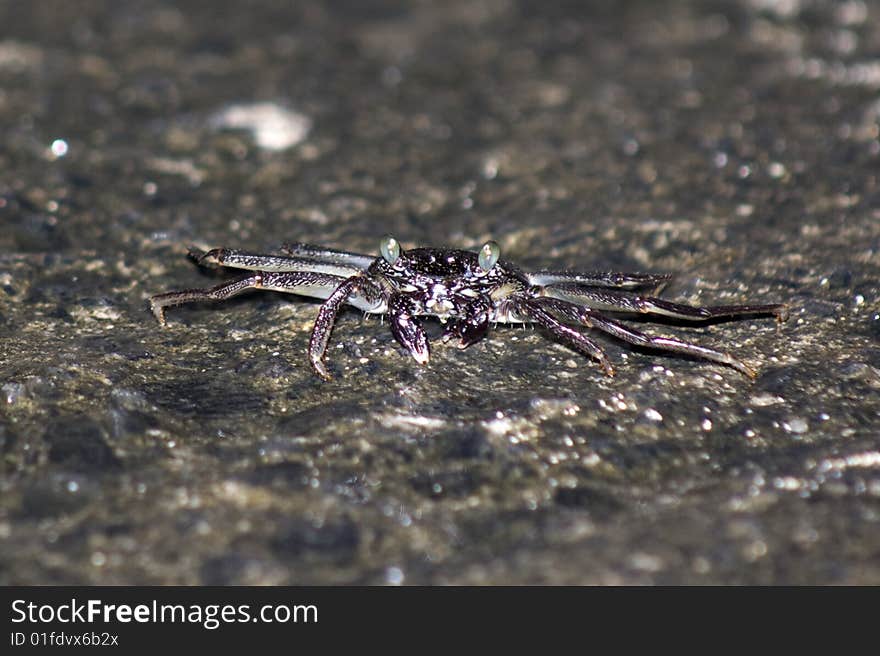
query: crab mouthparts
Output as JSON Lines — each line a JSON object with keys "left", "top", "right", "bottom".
{"left": 425, "top": 297, "right": 455, "bottom": 315}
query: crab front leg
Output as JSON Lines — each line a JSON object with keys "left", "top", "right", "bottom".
{"left": 281, "top": 242, "right": 376, "bottom": 270}
{"left": 387, "top": 293, "right": 431, "bottom": 365}
{"left": 188, "top": 246, "right": 367, "bottom": 277}
{"left": 308, "top": 275, "right": 385, "bottom": 380}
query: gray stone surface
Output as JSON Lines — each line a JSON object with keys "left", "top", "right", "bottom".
{"left": 1, "top": 0, "right": 879, "bottom": 584}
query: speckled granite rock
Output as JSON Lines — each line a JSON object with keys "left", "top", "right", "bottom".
{"left": 1, "top": 0, "right": 879, "bottom": 584}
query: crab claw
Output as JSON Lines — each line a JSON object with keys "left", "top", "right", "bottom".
{"left": 411, "top": 342, "right": 431, "bottom": 364}
{"left": 390, "top": 311, "right": 430, "bottom": 364}
{"left": 442, "top": 317, "right": 488, "bottom": 349}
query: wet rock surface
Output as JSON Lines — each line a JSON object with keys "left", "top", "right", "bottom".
{"left": 1, "top": 0, "right": 879, "bottom": 584}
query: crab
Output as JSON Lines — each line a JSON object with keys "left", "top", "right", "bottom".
{"left": 149, "top": 236, "right": 788, "bottom": 380}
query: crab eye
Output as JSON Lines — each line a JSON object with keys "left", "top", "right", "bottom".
{"left": 380, "top": 235, "right": 401, "bottom": 265}
{"left": 478, "top": 240, "right": 500, "bottom": 272}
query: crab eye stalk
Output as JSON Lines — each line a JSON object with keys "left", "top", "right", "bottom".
{"left": 478, "top": 240, "right": 500, "bottom": 272}
{"left": 380, "top": 235, "right": 401, "bottom": 265}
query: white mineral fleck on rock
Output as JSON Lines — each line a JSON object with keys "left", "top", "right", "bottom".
{"left": 212, "top": 102, "right": 312, "bottom": 151}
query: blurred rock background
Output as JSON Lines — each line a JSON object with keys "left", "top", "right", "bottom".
{"left": 1, "top": 0, "right": 878, "bottom": 583}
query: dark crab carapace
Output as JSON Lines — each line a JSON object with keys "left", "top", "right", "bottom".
{"left": 149, "top": 237, "right": 788, "bottom": 380}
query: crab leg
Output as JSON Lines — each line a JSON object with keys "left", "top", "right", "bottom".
{"left": 149, "top": 271, "right": 347, "bottom": 325}
{"left": 543, "top": 284, "right": 789, "bottom": 322}
{"left": 534, "top": 298, "right": 759, "bottom": 377}
{"left": 189, "top": 247, "right": 365, "bottom": 277}
{"left": 308, "top": 275, "right": 385, "bottom": 380}
{"left": 528, "top": 271, "right": 673, "bottom": 291}
{"left": 281, "top": 242, "right": 375, "bottom": 270}
{"left": 515, "top": 299, "right": 615, "bottom": 375}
